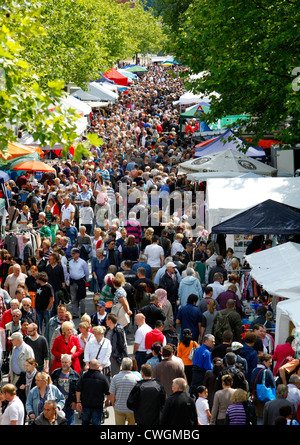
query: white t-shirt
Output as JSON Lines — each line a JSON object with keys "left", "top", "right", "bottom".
{"left": 134, "top": 323, "right": 152, "bottom": 352}
{"left": 1, "top": 397, "right": 24, "bottom": 425}
{"left": 61, "top": 203, "right": 75, "bottom": 222}
{"left": 144, "top": 244, "right": 164, "bottom": 267}
{"left": 196, "top": 397, "right": 210, "bottom": 425}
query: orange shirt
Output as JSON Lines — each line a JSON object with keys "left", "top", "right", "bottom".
{"left": 177, "top": 340, "right": 199, "bottom": 366}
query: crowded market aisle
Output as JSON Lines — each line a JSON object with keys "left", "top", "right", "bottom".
{"left": 0, "top": 64, "right": 298, "bottom": 428}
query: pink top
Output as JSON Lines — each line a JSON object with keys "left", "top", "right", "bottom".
{"left": 272, "top": 342, "right": 295, "bottom": 375}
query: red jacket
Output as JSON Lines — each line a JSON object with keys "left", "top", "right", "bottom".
{"left": 145, "top": 329, "right": 165, "bottom": 350}
{"left": 51, "top": 334, "right": 82, "bottom": 374}
{"left": 0, "top": 309, "right": 12, "bottom": 329}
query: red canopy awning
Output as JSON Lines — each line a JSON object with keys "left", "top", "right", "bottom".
{"left": 246, "top": 139, "right": 282, "bottom": 149}
{"left": 103, "top": 67, "right": 128, "bottom": 86}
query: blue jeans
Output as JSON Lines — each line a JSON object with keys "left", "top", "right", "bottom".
{"left": 81, "top": 407, "right": 103, "bottom": 425}
{"left": 36, "top": 309, "right": 50, "bottom": 334}
{"left": 135, "top": 351, "right": 147, "bottom": 372}
{"left": 64, "top": 406, "right": 75, "bottom": 425}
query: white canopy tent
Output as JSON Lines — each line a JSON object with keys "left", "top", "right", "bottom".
{"left": 71, "top": 82, "right": 118, "bottom": 104}
{"left": 245, "top": 242, "right": 300, "bottom": 301}
{"left": 59, "top": 94, "right": 92, "bottom": 116}
{"left": 178, "top": 149, "right": 277, "bottom": 177}
{"left": 186, "top": 171, "right": 264, "bottom": 181}
{"left": 173, "top": 91, "right": 220, "bottom": 106}
{"left": 245, "top": 242, "right": 300, "bottom": 346}
{"left": 275, "top": 299, "right": 300, "bottom": 349}
{"left": 205, "top": 177, "right": 300, "bottom": 232}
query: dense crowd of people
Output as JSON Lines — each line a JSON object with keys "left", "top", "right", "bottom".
{"left": 0, "top": 64, "right": 299, "bottom": 427}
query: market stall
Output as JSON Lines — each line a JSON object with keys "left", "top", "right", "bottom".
{"left": 245, "top": 242, "right": 300, "bottom": 346}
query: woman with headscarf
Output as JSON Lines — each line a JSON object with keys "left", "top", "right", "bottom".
{"left": 155, "top": 288, "right": 174, "bottom": 341}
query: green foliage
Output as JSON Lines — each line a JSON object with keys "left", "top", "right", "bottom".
{"left": 155, "top": 0, "right": 300, "bottom": 145}
{"left": 121, "top": 0, "right": 166, "bottom": 56}
{"left": 0, "top": 0, "right": 79, "bottom": 154}
{"left": 61, "top": 132, "right": 104, "bottom": 162}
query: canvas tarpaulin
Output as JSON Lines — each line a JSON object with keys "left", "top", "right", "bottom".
{"left": 211, "top": 199, "right": 300, "bottom": 235}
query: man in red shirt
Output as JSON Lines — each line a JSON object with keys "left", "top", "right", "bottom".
{"left": 144, "top": 320, "right": 166, "bottom": 351}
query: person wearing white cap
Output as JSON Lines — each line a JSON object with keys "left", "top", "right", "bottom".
{"left": 8, "top": 331, "right": 34, "bottom": 385}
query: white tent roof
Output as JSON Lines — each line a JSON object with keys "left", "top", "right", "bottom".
{"left": 173, "top": 91, "right": 220, "bottom": 105}
{"left": 71, "top": 83, "right": 118, "bottom": 103}
{"left": 186, "top": 171, "right": 264, "bottom": 181}
{"left": 90, "top": 82, "right": 118, "bottom": 101}
{"left": 60, "top": 95, "right": 91, "bottom": 116}
{"left": 205, "top": 177, "right": 300, "bottom": 232}
{"left": 245, "top": 242, "right": 300, "bottom": 300}
{"left": 275, "top": 299, "right": 300, "bottom": 347}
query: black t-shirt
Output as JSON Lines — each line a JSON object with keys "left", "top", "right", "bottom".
{"left": 25, "top": 335, "right": 49, "bottom": 366}
{"left": 35, "top": 283, "right": 54, "bottom": 311}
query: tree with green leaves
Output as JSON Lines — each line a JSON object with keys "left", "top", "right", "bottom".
{"left": 24, "top": 0, "right": 130, "bottom": 88}
{"left": 0, "top": 0, "right": 79, "bottom": 156}
{"left": 121, "top": 0, "right": 166, "bottom": 60}
{"left": 155, "top": 0, "right": 300, "bottom": 145}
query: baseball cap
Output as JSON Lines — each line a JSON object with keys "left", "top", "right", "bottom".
{"left": 166, "top": 262, "right": 177, "bottom": 268}
{"left": 231, "top": 342, "right": 243, "bottom": 352}
{"left": 9, "top": 332, "right": 23, "bottom": 341}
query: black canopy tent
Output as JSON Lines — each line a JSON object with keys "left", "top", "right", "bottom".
{"left": 211, "top": 199, "right": 300, "bottom": 235}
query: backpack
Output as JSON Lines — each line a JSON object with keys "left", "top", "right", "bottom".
{"left": 25, "top": 192, "right": 33, "bottom": 207}
{"left": 57, "top": 287, "right": 71, "bottom": 305}
{"left": 212, "top": 311, "right": 232, "bottom": 344}
{"left": 96, "top": 191, "right": 108, "bottom": 206}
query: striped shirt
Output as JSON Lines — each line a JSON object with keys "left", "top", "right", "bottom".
{"left": 124, "top": 219, "right": 142, "bottom": 244}
{"left": 98, "top": 168, "right": 110, "bottom": 183}
{"left": 109, "top": 371, "right": 141, "bottom": 412}
{"left": 226, "top": 403, "right": 247, "bottom": 425}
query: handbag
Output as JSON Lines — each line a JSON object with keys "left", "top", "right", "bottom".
{"left": 255, "top": 369, "right": 276, "bottom": 403}
{"left": 188, "top": 341, "right": 197, "bottom": 361}
{"left": 111, "top": 302, "right": 122, "bottom": 316}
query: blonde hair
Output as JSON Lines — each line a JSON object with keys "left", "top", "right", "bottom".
{"left": 61, "top": 321, "right": 74, "bottom": 334}
{"left": 231, "top": 389, "right": 248, "bottom": 404}
{"left": 115, "top": 272, "right": 126, "bottom": 287}
{"left": 144, "top": 228, "right": 154, "bottom": 240}
{"left": 207, "top": 299, "right": 216, "bottom": 314}
{"left": 36, "top": 372, "right": 52, "bottom": 385}
{"left": 81, "top": 313, "right": 91, "bottom": 324}
{"left": 42, "top": 239, "right": 51, "bottom": 249}
{"left": 10, "top": 299, "right": 20, "bottom": 308}
{"left": 92, "top": 325, "right": 106, "bottom": 335}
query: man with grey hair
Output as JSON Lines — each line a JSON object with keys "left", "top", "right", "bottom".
{"left": 153, "top": 255, "right": 182, "bottom": 287}
{"left": 160, "top": 377, "right": 198, "bottom": 425}
{"left": 8, "top": 331, "right": 34, "bottom": 385}
{"left": 5, "top": 308, "right": 22, "bottom": 339}
{"left": 286, "top": 373, "right": 300, "bottom": 412}
{"left": 34, "top": 399, "right": 67, "bottom": 425}
{"left": 20, "top": 233, "right": 33, "bottom": 267}
{"left": 132, "top": 254, "right": 152, "bottom": 280}
{"left": 108, "top": 357, "right": 140, "bottom": 425}
{"left": 51, "top": 353, "right": 80, "bottom": 425}
{"left": 215, "top": 351, "right": 248, "bottom": 391}
{"left": 190, "top": 334, "right": 215, "bottom": 397}
{"left": 263, "top": 384, "right": 295, "bottom": 425}
{"left": 4, "top": 264, "right": 27, "bottom": 299}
